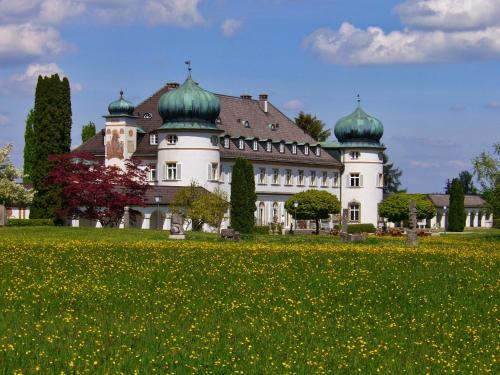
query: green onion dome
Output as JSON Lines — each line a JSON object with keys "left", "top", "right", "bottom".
{"left": 108, "top": 91, "right": 135, "bottom": 116}
{"left": 158, "top": 73, "right": 221, "bottom": 130}
{"left": 334, "top": 104, "right": 384, "bottom": 145}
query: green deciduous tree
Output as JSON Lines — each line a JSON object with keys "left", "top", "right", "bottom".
{"left": 81, "top": 121, "right": 96, "bottom": 143}
{"left": 379, "top": 193, "right": 436, "bottom": 225}
{"left": 30, "top": 74, "right": 72, "bottom": 220}
{"left": 230, "top": 158, "right": 256, "bottom": 233}
{"left": 190, "top": 187, "right": 229, "bottom": 232}
{"left": 23, "top": 109, "right": 35, "bottom": 184}
{"left": 382, "top": 152, "right": 405, "bottom": 194}
{"left": 0, "top": 144, "right": 33, "bottom": 207}
{"left": 448, "top": 178, "right": 466, "bottom": 232}
{"left": 472, "top": 143, "right": 499, "bottom": 228}
{"left": 285, "top": 190, "right": 340, "bottom": 235}
{"left": 294, "top": 112, "right": 331, "bottom": 142}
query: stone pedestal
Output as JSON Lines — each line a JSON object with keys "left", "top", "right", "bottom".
{"left": 169, "top": 234, "right": 186, "bottom": 240}
{"left": 406, "top": 201, "right": 418, "bottom": 247}
{"left": 0, "top": 205, "right": 6, "bottom": 226}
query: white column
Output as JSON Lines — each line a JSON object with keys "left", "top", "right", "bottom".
{"left": 143, "top": 213, "right": 152, "bottom": 229}
{"left": 473, "top": 211, "right": 479, "bottom": 227}
{"left": 466, "top": 210, "right": 471, "bottom": 228}
{"left": 72, "top": 218, "right": 79, "bottom": 228}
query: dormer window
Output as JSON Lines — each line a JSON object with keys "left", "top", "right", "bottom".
{"left": 304, "top": 145, "right": 309, "bottom": 155}
{"left": 252, "top": 140, "right": 258, "bottom": 151}
{"left": 242, "top": 120, "right": 250, "bottom": 128}
{"left": 292, "top": 143, "right": 297, "bottom": 154}
{"left": 216, "top": 117, "right": 222, "bottom": 125}
{"left": 238, "top": 138, "right": 244, "bottom": 150}
{"left": 316, "top": 146, "right": 321, "bottom": 157}
{"left": 266, "top": 141, "right": 272, "bottom": 152}
{"left": 279, "top": 142, "right": 285, "bottom": 153}
{"left": 224, "top": 137, "right": 230, "bottom": 148}
{"left": 149, "top": 133, "right": 158, "bottom": 145}
{"left": 143, "top": 112, "right": 153, "bottom": 119}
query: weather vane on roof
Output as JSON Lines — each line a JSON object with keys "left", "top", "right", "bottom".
{"left": 185, "top": 60, "right": 192, "bottom": 75}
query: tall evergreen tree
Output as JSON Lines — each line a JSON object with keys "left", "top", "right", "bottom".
{"left": 81, "top": 121, "right": 96, "bottom": 143}
{"left": 230, "top": 158, "right": 256, "bottom": 233}
{"left": 23, "top": 109, "right": 35, "bottom": 184}
{"left": 30, "top": 74, "right": 72, "bottom": 220}
{"left": 458, "top": 170, "right": 477, "bottom": 195}
{"left": 448, "top": 178, "right": 466, "bottom": 232}
{"left": 444, "top": 179, "right": 452, "bottom": 194}
{"left": 294, "top": 112, "right": 331, "bottom": 142}
{"left": 382, "top": 152, "right": 405, "bottom": 194}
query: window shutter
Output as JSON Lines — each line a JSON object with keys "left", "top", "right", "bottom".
{"left": 177, "top": 163, "right": 182, "bottom": 180}
{"left": 360, "top": 174, "right": 364, "bottom": 187}
{"left": 163, "top": 163, "right": 167, "bottom": 180}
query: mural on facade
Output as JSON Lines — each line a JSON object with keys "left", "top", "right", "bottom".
{"left": 106, "top": 129, "right": 124, "bottom": 160}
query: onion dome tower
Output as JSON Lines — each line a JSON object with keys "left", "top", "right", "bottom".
{"left": 156, "top": 64, "right": 223, "bottom": 190}
{"left": 331, "top": 96, "right": 386, "bottom": 227}
{"left": 103, "top": 91, "right": 143, "bottom": 170}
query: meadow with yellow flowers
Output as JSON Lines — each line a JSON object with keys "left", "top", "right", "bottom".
{"left": 0, "top": 227, "right": 498, "bottom": 374}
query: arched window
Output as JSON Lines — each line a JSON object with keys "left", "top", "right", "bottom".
{"left": 258, "top": 202, "right": 265, "bottom": 225}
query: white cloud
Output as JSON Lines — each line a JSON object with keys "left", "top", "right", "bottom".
{"left": 486, "top": 100, "right": 500, "bottom": 109}
{"left": 396, "top": 0, "right": 500, "bottom": 30}
{"left": 1, "top": 63, "right": 82, "bottom": 96}
{"left": 221, "top": 18, "right": 243, "bottom": 37}
{"left": 304, "top": 22, "right": 500, "bottom": 65}
{"left": 0, "top": 113, "right": 10, "bottom": 126}
{"left": 0, "top": 0, "right": 204, "bottom": 26}
{"left": 410, "top": 160, "right": 440, "bottom": 168}
{"left": 447, "top": 159, "right": 469, "bottom": 168}
{"left": 283, "top": 99, "right": 304, "bottom": 111}
{"left": 0, "top": 23, "right": 69, "bottom": 65}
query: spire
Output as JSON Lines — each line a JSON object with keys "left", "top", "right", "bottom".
{"left": 120, "top": 90, "right": 124, "bottom": 99}
{"left": 185, "top": 60, "right": 192, "bottom": 77}
{"left": 356, "top": 93, "right": 361, "bottom": 106}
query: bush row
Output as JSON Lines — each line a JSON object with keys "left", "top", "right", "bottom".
{"left": 6, "top": 219, "right": 54, "bottom": 227}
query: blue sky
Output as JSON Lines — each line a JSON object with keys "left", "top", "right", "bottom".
{"left": 0, "top": 0, "right": 499, "bottom": 192}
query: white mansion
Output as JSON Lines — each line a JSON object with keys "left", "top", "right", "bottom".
{"left": 73, "top": 71, "right": 384, "bottom": 230}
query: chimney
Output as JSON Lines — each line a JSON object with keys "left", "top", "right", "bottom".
{"left": 167, "top": 82, "right": 180, "bottom": 89}
{"left": 240, "top": 94, "right": 252, "bottom": 100}
{"left": 259, "top": 94, "right": 268, "bottom": 113}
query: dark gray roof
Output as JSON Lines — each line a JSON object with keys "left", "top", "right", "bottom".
{"left": 427, "top": 194, "right": 487, "bottom": 208}
{"left": 76, "top": 83, "right": 341, "bottom": 167}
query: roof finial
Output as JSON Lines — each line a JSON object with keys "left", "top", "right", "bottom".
{"left": 120, "top": 90, "right": 124, "bottom": 98}
{"left": 185, "top": 60, "right": 192, "bottom": 77}
{"left": 357, "top": 93, "right": 361, "bottom": 105}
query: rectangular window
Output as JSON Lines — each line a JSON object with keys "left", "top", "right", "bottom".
{"left": 149, "top": 134, "right": 158, "bottom": 145}
{"left": 321, "top": 171, "right": 328, "bottom": 187}
{"left": 349, "top": 203, "right": 360, "bottom": 222}
{"left": 272, "top": 168, "right": 280, "bottom": 185}
{"left": 350, "top": 151, "right": 360, "bottom": 160}
{"left": 167, "top": 135, "right": 178, "bottom": 145}
{"left": 253, "top": 140, "right": 258, "bottom": 151}
{"left": 258, "top": 167, "right": 267, "bottom": 184}
{"left": 266, "top": 141, "right": 272, "bottom": 152}
{"left": 279, "top": 143, "right": 285, "bottom": 153}
{"left": 377, "top": 173, "right": 384, "bottom": 188}
{"left": 150, "top": 166, "right": 157, "bottom": 181}
{"left": 165, "top": 162, "right": 180, "bottom": 180}
{"left": 285, "top": 169, "right": 292, "bottom": 185}
{"left": 332, "top": 172, "right": 339, "bottom": 187}
{"left": 224, "top": 137, "right": 230, "bottom": 148}
{"left": 298, "top": 170, "right": 305, "bottom": 185}
{"left": 208, "top": 162, "right": 219, "bottom": 181}
{"left": 310, "top": 171, "right": 316, "bottom": 186}
{"left": 292, "top": 144, "right": 297, "bottom": 154}
{"left": 239, "top": 139, "right": 244, "bottom": 150}
{"left": 350, "top": 173, "right": 361, "bottom": 187}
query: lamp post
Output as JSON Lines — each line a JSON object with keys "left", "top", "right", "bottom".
{"left": 154, "top": 196, "right": 161, "bottom": 230}
{"left": 293, "top": 201, "right": 299, "bottom": 234}
{"left": 443, "top": 205, "right": 447, "bottom": 235}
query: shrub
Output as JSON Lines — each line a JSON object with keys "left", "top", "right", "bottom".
{"left": 448, "top": 178, "right": 466, "bottom": 232}
{"left": 347, "top": 223, "right": 376, "bottom": 234}
{"left": 7, "top": 219, "right": 54, "bottom": 227}
{"left": 253, "top": 226, "right": 269, "bottom": 235}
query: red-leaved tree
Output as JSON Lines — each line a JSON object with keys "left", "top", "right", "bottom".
{"left": 48, "top": 152, "right": 150, "bottom": 227}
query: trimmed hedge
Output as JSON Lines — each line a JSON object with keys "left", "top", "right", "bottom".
{"left": 253, "top": 226, "right": 269, "bottom": 235}
{"left": 6, "top": 219, "right": 54, "bottom": 227}
{"left": 347, "top": 223, "right": 376, "bottom": 234}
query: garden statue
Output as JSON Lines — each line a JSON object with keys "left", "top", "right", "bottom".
{"left": 169, "top": 212, "right": 186, "bottom": 239}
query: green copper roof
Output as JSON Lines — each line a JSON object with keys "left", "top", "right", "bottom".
{"left": 321, "top": 141, "right": 386, "bottom": 150}
{"left": 334, "top": 104, "right": 384, "bottom": 146}
{"left": 158, "top": 73, "right": 220, "bottom": 131}
{"left": 108, "top": 90, "right": 135, "bottom": 116}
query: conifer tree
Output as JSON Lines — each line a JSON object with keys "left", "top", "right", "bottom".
{"left": 230, "top": 158, "right": 256, "bottom": 233}
{"left": 23, "top": 109, "right": 35, "bottom": 184}
{"left": 81, "top": 121, "right": 96, "bottom": 143}
{"left": 30, "top": 74, "right": 72, "bottom": 220}
{"left": 448, "top": 178, "right": 466, "bottom": 232}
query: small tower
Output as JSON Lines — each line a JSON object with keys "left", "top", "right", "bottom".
{"left": 103, "top": 91, "right": 143, "bottom": 170}
{"left": 156, "top": 70, "right": 223, "bottom": 190}
{"left": 333, "top": 97, "right": 385, "bottom": 226}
